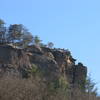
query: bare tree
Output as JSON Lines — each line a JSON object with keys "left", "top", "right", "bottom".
{"left": 0, "top": 19, "right": 6, "bottom": 44}
{"left": 47, "top": 42, "right": 54, "bottom": 48}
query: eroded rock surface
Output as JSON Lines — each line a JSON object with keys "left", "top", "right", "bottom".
{"left": 0, "top": 44, "right": 87, "bottom": 88}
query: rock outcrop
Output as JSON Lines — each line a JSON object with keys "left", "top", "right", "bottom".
{"left": 0, "top": 45, "right": 31, "bottom": 77}
{"left": 0, "top": 44, "right": 87, "bottom": 89}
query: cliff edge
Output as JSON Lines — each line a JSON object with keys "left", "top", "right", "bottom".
{"left": 0, "top": 44, "right": 87, "bottom": 89}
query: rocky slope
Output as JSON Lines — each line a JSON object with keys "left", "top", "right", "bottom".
{"left": 0, "top": 44, "right": 87, "bottom": 89}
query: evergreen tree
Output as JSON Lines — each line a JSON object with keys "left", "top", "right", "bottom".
{"left": 85, "top": 75, "right": 97, "bottom": 96}
{"left": 33, "top": 36, "right": 42, "bottom": 46}
{"left": 8, "top": 24, "right": 23, "bottom": 43}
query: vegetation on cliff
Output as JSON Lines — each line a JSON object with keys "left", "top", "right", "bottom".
{"left": 0, "top": 19, "right": 99, "bottom": 100}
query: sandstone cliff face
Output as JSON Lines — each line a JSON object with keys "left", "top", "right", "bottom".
{"left": 0, "top": 45, "right": 31, "bottom": 77}
{"left": 41, "top": 47, "right": 87, "bottom": 88}
{"left": 0, "top": 44, "right": 87, "bottom": 88}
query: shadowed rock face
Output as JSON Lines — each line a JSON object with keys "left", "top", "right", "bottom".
{"left": 50, "top": 49, "right": 87, "bottom": 89}
{"left": 0, "top": 45, "right": 87, "bottom": 88}
{"left": 73, "top": 63, "right": 87, "bottom": 89}
{"left": 0, "top": 45, "right": 31, "bottom": 77}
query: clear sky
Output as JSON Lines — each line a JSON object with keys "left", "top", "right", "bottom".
{"left": 0, "top": 0, "right": 100, "bottom": 93}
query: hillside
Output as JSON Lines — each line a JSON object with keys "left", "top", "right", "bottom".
{"left": 0, "top": 44, "right": 87, "bottom": 99}
{"left": 0, "top": 44, "right": 87, "bottom": 87}
{"left": 0, "top": 44, "right": 99, "bottom": 100}
{"left": 0, "top": 19, "right": 99, "bottom": 100}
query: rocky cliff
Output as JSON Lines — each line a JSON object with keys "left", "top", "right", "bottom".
{"left": 0, "top": 44, "right": 87, "bottom": 89}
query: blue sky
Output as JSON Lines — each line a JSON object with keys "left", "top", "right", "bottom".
{"left": 0, "top": 0, "right": 100, "bottom": 93}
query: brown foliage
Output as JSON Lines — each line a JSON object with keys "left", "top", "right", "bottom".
{"left": 0, "top": 75, "right": 99, "bottom": 100}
